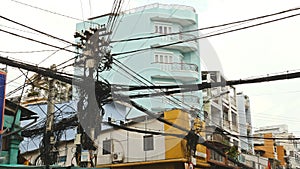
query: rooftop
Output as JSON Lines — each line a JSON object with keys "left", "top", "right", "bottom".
{"left": 122, "top": 3, "right": 196, "bottom": 14}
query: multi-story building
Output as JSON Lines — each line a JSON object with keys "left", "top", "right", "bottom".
{"left": 237, "top": 92, "right": 254, "bottom": 154}
{"left": 74, "top": 3, "right": 206, "bottom": 167}
{"left": 254, "top": 124, "right": 300, "bottom": 168}
{"left": 75, "top": 3, "right": 202, "bottom": 118}
{"left": 201, "top": 71, "right": 243, "bottom": 168}
{"left": 201, "top": 71, "right": 239, "bottom": 146}
{"left": 21, "top": 3, "right": 207, "bottom": 167}
{"left": 21, "top": 73, "right": 72, "bottom": 106}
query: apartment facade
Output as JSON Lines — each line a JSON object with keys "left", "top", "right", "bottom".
{"left": 201, "top": 71, "right": 240, "bottom": 147}
{"left": 75, "top": 3, "right": 202, "bottom": 117}
{"left": 254, "top": 125, "right": 300, "bottom": 168}
{"left": 237, "top": 92, "right": 254, "bottom": 154}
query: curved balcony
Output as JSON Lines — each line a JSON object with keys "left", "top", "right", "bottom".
{"left": 151, "top": 62, "right": 200, "bottom": 82}
{"left": 124, "top": 3, "right": 197, "bottom": 26}
{"left": 152, "top": 33, "right": 198, "bottom": 53}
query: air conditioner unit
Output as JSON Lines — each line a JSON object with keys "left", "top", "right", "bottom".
{"left": 81, "top": 151, "right": 90, "bottom": 162}
{"left": 112, "top": 152, "right": 124, "bottom": 163}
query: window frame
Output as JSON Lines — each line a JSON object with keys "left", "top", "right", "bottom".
{"left": 102, "top": 139, "right": 112, "bottom": 155}
{"left": 143, "top": 135, "right": 154, "bottom": 151}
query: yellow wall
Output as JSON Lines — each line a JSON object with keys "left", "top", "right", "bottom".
{"left": 164, "top": 109, "right": 207, "bottom": 165}
{"left": 164, "top": 109, "right": 189, "bottom": 159}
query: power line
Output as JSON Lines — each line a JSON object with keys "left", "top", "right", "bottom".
{"left": 5, "top": 46, "right": 73, "bottom": 97}
{"left": 106, "top": 121, "right": 185, "bottom": 138}
{"left": 0, "top": 55, "right": 75, "bottom": 85}
{"left": 105, "top": 101, "right": 253, "bottom": 169}
{"left": 111, "top": 69, "right": 300, "bottom": 99}
{"left": 111, "top": 7, "right": 300, "bottom": 43}
{"left": 0, "top": 49, "right": 57, "bottom": 54}
{"left": 111, "top": 12, "right": 300, "bottom": 57}
{"left": 106, "top": 0, "right": 124, "bottom": 42}
{"left": 0, "top": 15, "right": 78, "bottom": 47}
{"left": 0, "top": 28, "right": 79, "bottom": 55}
{"left": 0, "top": 24, "right": 39, "bottom": 35}
{"left": 10, "top": 0, "right": 98, "bottom": 26}
{"left": 227, "top": 133, "right": 300, "bottom": 140}
{"left": 112, "top": 60, "right": 193, "bottom": 110}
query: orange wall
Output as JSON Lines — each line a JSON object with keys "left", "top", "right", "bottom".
{"left": 276, "top": 145, "right": 285, "bottom": 166}
{"left": 254, "top": 133, "right": 275, "bottom": 158}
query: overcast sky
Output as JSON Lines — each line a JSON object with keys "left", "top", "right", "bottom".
{"left": 1, "top": 0, "right": 300, "bottom": 136}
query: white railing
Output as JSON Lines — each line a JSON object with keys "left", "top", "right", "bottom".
{"left": 122, "top": 3, "right": 195, "bottom": 14}
{"left": 154, "top": 62, "right": 198, "bottom": 72}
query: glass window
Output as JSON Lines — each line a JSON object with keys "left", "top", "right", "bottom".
{"left": 154, "top": 24, "right": 172, "bottom": 34}
{"left": 154, "top": 52, "right": 174, "bottom": 63}
{"left": 159, "top": 55, "right": 164, "bottom": 62}
{"left": 103, "top": 140, "right": 112, "bottom": 155}
{"left": 232, "top": 113, "right": 237, "bottom": 126}
{"left": 144, "top": 135, "right": 154, "bottom": 151}
{"left": 155, "top": 55, "right": 159, "bottom": 62}
{"left": 169, "top": 55, "right": 173, "bottom": 63}
{"left": 164, "top": 55, "right": 168, "bottom": 63}
{"left": 159, "top": 26, "right": 163, "bottom": 34}
{"left": 164, "top": 26, "right": 168, "bottom": 34}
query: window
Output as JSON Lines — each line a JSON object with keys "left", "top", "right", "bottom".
{"left": 159, "top": 55, "right": 164, "bottom": 62}
{"left": 154, "top": 52, "right": 174, "bottom": 64}
{"left": 103, "top": 140, "right": 112, "bottom": 155}
{"left": 144, "top": 135, "right": 154, "bottom": 151}
{"left": 223, "top": 111, "right": 228, "bottom": 121}
{"left": 164, "top": 55, "right": 168, "bottom": 63}
{"left": 154, "top": 24, "right": 172, "bottom": 35}
{"left": 232, "top": 113, "right": 237, "bottom": 126}
{"left": 159, "top": 26, "right": 163, "bottom": 34}
{"left": 290, "top": 151, "right": 294, "bottom": 157}
{"left": 155, "top": 54, "right": 159, "bottom": 62}
{"left": 169, "top": 56, "right": 173, "bottom": 63}
{"left": 223, "top": 106, "right": 229, "bottom": 121}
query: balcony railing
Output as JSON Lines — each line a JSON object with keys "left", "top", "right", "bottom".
{"left": 122, "top": 3, "right": 196, "bottom": 14}
{"left": 164, "top": 33, "right": 197, "bottom": 43}
{"left": 154, "top": 62, "right": 198, "bottom": 72}
{"left": 177, "top": 94, "right": 200, "bottom": 104}
{"left": 162, "top": 94, "right": 200, "bottom": 106}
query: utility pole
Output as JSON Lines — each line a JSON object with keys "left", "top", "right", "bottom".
{"left": 74, "top": 24, "right": 112, "bottom": 167}
{"left": 42, "top": 64, "right": 57, "bottom": 167}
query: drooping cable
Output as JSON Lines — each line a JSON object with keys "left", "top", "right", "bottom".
{"left": 112, "top": 12, "right": 300, "bottom": 57}
{"left": 111, "top": 7, "right": 300, "bottom": 43}
{"left": 0, "top": 15, "right": 78, "bottom": 47}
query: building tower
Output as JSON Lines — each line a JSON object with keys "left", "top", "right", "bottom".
{"left": 75, "top": 3, "right": 202, "bottom": 118}
{"left": 237, "top": 92, "right": 254, "bottom": 154}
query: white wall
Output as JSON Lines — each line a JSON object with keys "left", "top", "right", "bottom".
{"left": 96, "top": 118, "right": 166, "bottom": 165}
{"left": 243, "top": 154, "right": 268, "bottom": 169}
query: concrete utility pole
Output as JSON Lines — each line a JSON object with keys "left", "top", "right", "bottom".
{"left": 43, "top": 64, "right": 57, "bottom": 167}
{"left": 74, "top": 24, "right": 112, "bottom": 167}
{"left": 46, "top": 64, "right": 56, "bottom": 133}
